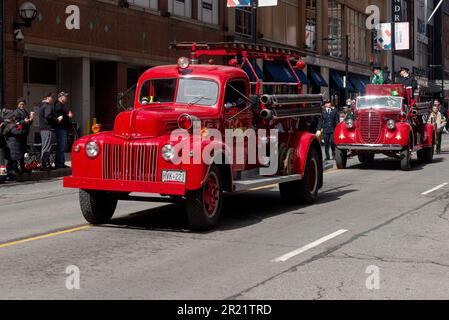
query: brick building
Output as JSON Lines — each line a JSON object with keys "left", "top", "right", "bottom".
{"left": 2, "top": 0, "right": 389, "bottom": 136}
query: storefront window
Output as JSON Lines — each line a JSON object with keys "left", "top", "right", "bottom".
{"left": 305, "top": 0, "right": 317, "bottom": 51}
{"left": 235, "top": 8, "right": 252, "bottom": 36}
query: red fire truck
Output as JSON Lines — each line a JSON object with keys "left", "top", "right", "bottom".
{"left": 334, "top": 84, "right": 435, "bottom": 171}
{"left": 64, "top": 42, "right": 325, "bottom": 230}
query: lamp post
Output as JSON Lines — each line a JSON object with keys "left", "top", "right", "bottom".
{"left": 251, "top": 0, "right": 258, "bottom": 44}
{"left": 323, "top": 34, "right": 350, "bottom": 100}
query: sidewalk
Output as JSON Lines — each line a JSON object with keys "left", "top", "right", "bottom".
{"left": 2, "top": 153, "right": 72, "bottom": 184}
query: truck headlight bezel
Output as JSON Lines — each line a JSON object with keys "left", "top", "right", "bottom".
{"left": 162, "top": 144, "right": 175, "bottom": 161}
{"left": 86, "top": 141, "right": 99, "bottom": 158}
{"left": 387, "top": 119, "right": 396, "bottom": 130}
{"left": 345, "top": 119, "right": 354, "bottom": 130}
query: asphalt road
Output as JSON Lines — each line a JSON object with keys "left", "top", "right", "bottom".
{"left": 1, "top": 136, "right": 449, "bottom": 300}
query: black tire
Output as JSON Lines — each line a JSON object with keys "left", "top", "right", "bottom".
{"left": 335, "top": 148, "right": 347, "bottom": 169}
{"left": 79, "top": 189, "right": 118, "bottom": 224}
{"left": 358, "top": 152, "right": 374, "bottom": 164}
{"left": 185, "top": 165, "right": 223, "bottom": 231}
{"left": 400, "top": 146, "right": 412, "bottom": 171}
{"left": 422, "top": 146, "right": 434, "bottom": 164}
{"left": 280, "top": 148, "right": 320, "bottom": 205}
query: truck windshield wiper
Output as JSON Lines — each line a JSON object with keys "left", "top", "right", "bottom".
{"left": 188, "top": 96, "right": 212, "bottom": 106}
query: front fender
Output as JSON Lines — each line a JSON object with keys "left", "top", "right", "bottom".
{"left": 292, "top": 132, "right": 323, "bottom": 188}
{"left": 393, "top": 122, "right": 413, "bottom": 147}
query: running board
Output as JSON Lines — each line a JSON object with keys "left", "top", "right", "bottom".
{"left": 233, "top": 174, "right": 303, "bottom": 192}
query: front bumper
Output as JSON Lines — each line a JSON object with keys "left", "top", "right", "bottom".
{"left": 337, "top": 144, "right": 403, "bottom": 151}
{"left": 63, "top": 176, "right": 186, "bottom": 195}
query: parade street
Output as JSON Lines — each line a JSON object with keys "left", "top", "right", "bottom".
{"left": 0, "top": 136, "right": 448, "bottom": 300}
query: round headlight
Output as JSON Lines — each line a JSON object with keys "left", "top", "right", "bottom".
{"left": 345, "top": 119, "right": 354, "bottom": 129}
{"left": 86, "top": 141, "right": 99, "bottom": 158}
{"left": 177, "top": 57, "right": 190, "bottom": 69}
{"left": 387, "top": 119, "right": 396, "bottom": 130}
{"left": 74, "top": 145, "right": 81, "bottom": 153}
{"left": 162, "top": 144, "right": 175, "bottom": 161}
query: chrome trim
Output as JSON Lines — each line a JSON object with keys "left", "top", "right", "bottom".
{"left": 337, "top": 144, "right": 403, "bottom": 151}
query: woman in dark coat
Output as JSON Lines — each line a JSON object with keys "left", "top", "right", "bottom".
{"left": 3, "top": 112, "right": 24, "bottom": 181}
{"left": 14, "top": 98, "right": 34, "bottom": 173}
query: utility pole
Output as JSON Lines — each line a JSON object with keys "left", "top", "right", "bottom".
{"left": 0, "top": 0, "right": 4, "bottom": 109}
{"left": 344, "top": 34, "right": 349, "bottom": 101}
{"left": 391, "top": 0, "right": 396, "bottom": 83}
{"left": 251, "top": 0, "right": 257, "bottom": 44}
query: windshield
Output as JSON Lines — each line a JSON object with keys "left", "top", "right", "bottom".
{"left": 356, "top": 96, "right": 403, "bottom": 110}
{"left": 139, "top": 79, "right": 176, "bottom": 104}
{"left": 139, "top": 78, "right": 218, "bottom": 106}
{"left": 176, "top": 79, "right": 218, "bottom": 106}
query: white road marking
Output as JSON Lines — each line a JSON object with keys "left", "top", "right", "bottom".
{"left": 272, "top": 229, "right": 348, "bottom": 262}
{"left": 421, "top": 183, "right": 449, "bottom": 196}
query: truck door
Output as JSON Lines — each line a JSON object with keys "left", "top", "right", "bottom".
{"left": 223, "top": 79, "right": 254, "bottom": 171}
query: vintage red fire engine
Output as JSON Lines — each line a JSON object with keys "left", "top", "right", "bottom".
{"left": 334, "top": 84, "right": 435, "bottom": 171}
{"left": 64, "top": 42, "right": 325, "bottom": 230}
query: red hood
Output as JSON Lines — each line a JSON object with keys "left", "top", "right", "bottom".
{"left": 113, "top": 105, "right": 220, "bottom": 138}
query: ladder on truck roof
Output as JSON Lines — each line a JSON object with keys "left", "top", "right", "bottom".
{"left": 170, "top": 42, "right": 306, "bottom": 95}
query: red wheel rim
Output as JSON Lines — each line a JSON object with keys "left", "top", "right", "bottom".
{"left": 203, "top": 172, "right": 220, "bottom": 217}
{"left": 308, "top": 158, "right": 318, "bottom": 193}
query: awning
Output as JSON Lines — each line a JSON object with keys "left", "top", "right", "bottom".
{"left": 349, "top": 76, "right": 366, "bottom": 93}
{"left": 263, "top": 60, "right": 298, "bottom": 83}
{"left": 242, "top": 59, "right": 265, "bottom": 82}
{"left": 330, "top": 70, "right": 354, "bottom": 91}
{"left": 295, "top": 69, "right": 310, "bottom": 85}
{"left": 308, "top": 69, "right": 328, "bottom": 87}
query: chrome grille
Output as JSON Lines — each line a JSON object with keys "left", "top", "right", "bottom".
{"left": 102, "top": 143, "right": 158, "bottom": 182}
{"left": 359, "top": 112, "right": 382, "bottom": 144}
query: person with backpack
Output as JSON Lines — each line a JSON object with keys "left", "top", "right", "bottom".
{"left": 2, "top": 111, "right": 25, "bottom": 181}
{"left": 14, "top": 97, "right": 34, "bottom": 174}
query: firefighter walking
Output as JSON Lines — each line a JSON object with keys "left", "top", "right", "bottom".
{"left": 317, "top": 100, "right": 340, "bottom": 161}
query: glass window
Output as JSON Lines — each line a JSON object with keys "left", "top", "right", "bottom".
{"left": 305, "top": 0, "right": 317, "bottom": 51}
{"left": 235, "top": 7, "right": 252, "bottom": 36}
{"left": 198, "top": 0, "right": 218, "bottom": 25}
{"left": 356, "top": 96, "right": 403, "bottom": 110}
{"left": 176, "top": 79, "right": 218, "bottom": 106}
{"left": 129, "top": 0, "right": 157, "bottom": 9}
{"left": 139, "top": 79, "right": 177, "bottom": 104}
{"left": 328, "top": 1, "right": 343, "bottom": 57}
{"left": 168, "top": 0, "right": 192, "bottom": 18}
{"left": 347, "top": 8, "right": 368, "bottom": 64}
{"left": 224, "top": 80, "right": 247, "bottom": 108}
{"left": 23, "top": 57, "right": 57, "bottom": 85}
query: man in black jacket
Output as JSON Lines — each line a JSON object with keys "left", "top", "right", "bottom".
{"left": 39, "top": 93, "right": 59, "bottom": 170}
{"left": 317, "top": 100, "right": 340, "bottom": 161}
{"left": 54, "top": 92, "right": 72, "bottom": 169}
{"left": 399, "top": 67, "right": 418, "bottom": 93}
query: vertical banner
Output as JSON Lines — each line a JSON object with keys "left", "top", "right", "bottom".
{"left": 227, "top": 0, "right": 251, "bottom": 7}
{"left": 227, "top": 0, "right": 277, "bottom": 7}
{"left": 375, "top": 23, "right": 392, "bottom": 51}
{"left": 395, "top": 22, "right": 410, "bottom": 50}
{"left": 392, "top": 0, "right": 403, "bottom": 22}
{"left": 258, "top": 0, "right": 278, "bottom": 6}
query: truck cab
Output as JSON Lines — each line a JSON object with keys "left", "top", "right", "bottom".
{"left": 334, "top": 84, "right": 435, "bottom": 171}
{"left": 64, "top": 42, "right": 325, "bottom": 230}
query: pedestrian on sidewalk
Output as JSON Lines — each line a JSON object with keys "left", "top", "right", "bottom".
{"left": 428, "top": 101, "right": 447, "bottom": 154}
{"left": 54, "top": 92, "right": 72, "bottom": 169}
{"left": 14, "top": 97, "right": 34, "bottom": 174}
{"left": 317, "top": 100, "right": 339, "bottom": 161}
{"left": 2, "top": 111, "right": 25, "bottom": 181}
{"left": 39, "top": 93, "right": 60, "bottom": 171}
{"left": 0, "top": 110, "right": 8, "bottom": 181}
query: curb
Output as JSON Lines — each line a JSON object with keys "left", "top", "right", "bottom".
{"left": 0, "top": 168, "right": 72, "bottom": 185}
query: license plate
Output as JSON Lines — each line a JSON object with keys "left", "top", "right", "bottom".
{"left": 162, "top": 170, "right": 186, "bottom": 183}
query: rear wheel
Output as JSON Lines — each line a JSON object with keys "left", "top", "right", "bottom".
{"left": 335, "top": 148, "right": 347, "bottom": 169}
{"left": 280, "top": 148, "right": 320, "bottom": 205}
{"left": 185, "top": 165, "right": 223, "bottom": 230}
{"left": 79, "top": 189, "right": 118, "bottom": 224}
